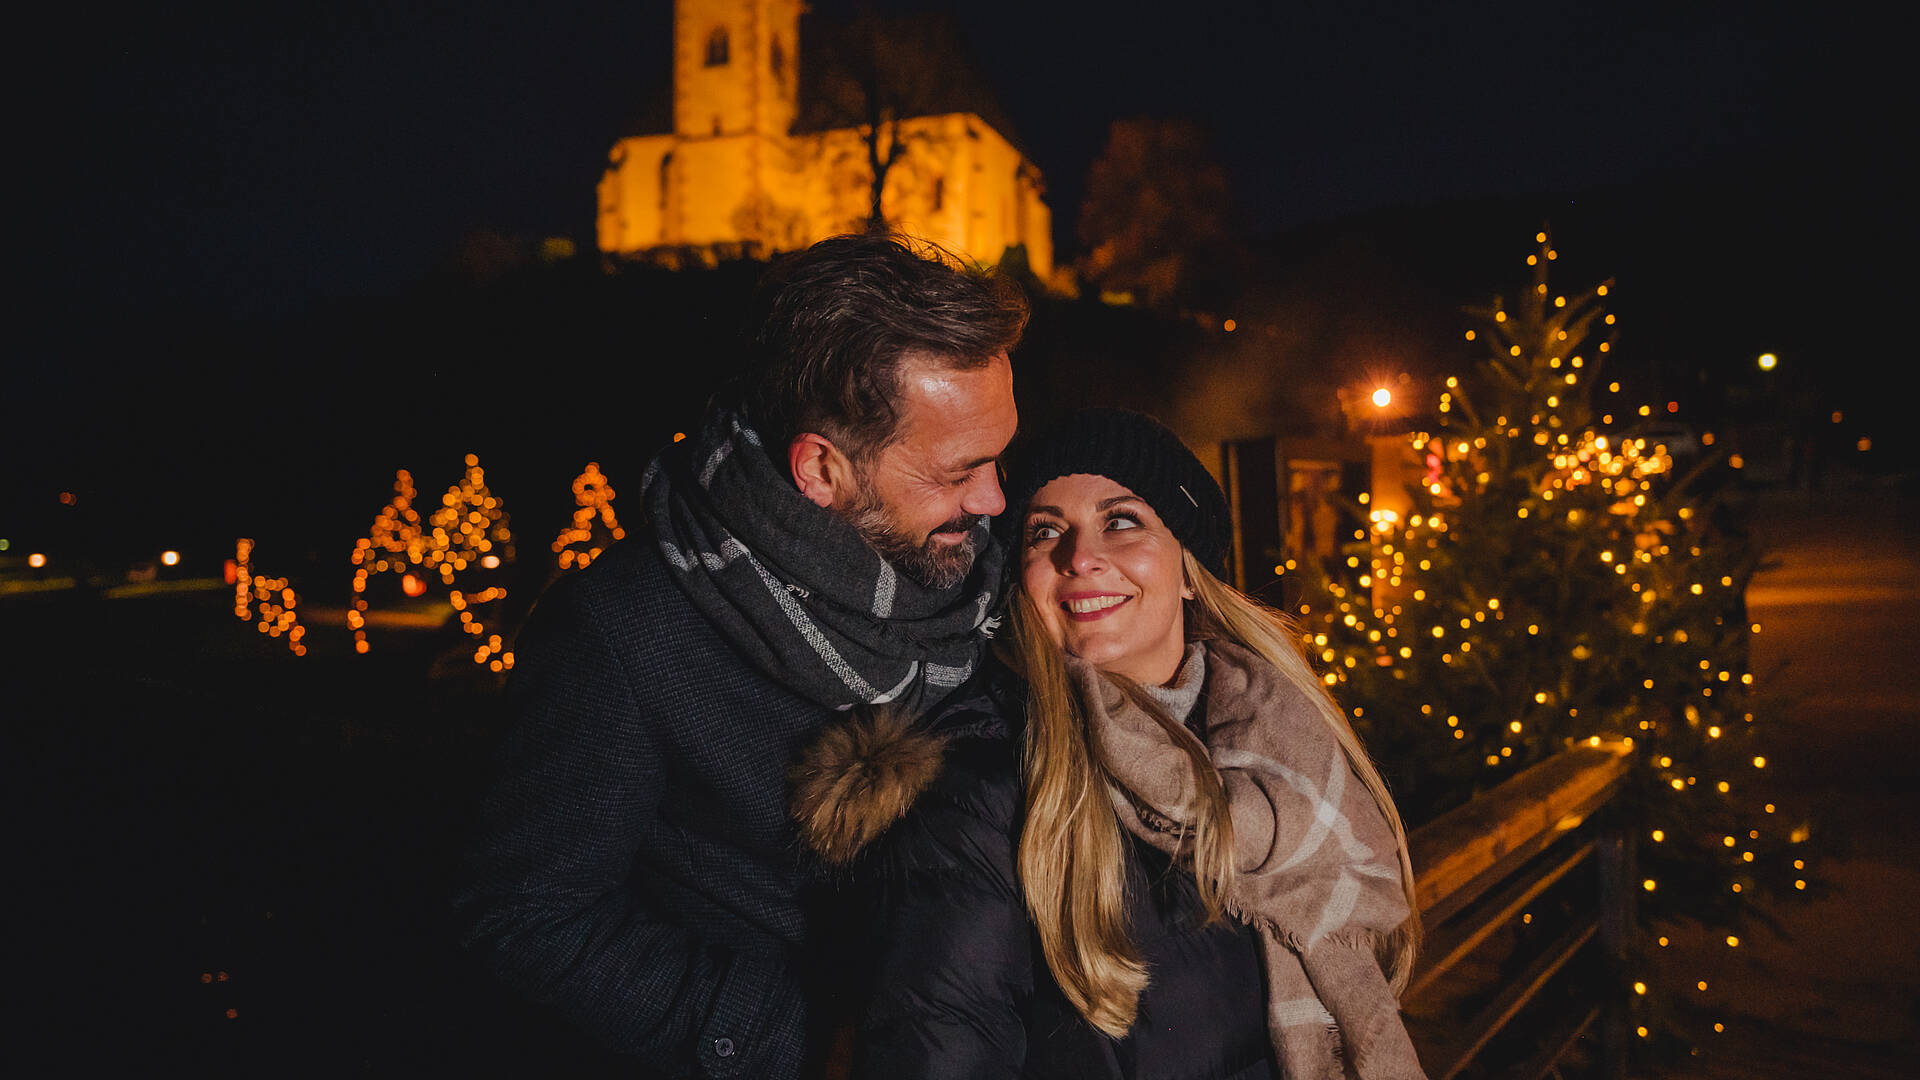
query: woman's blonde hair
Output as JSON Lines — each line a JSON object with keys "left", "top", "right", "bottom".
{"left": 1004, "top": 549, "right": 1420, "bottom": 1037}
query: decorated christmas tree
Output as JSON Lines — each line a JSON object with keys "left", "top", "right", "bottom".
{"left": 1299, "top": 231, "right": 1803, "bottom": 1060}
{"left": 348, "top": 469, "right": 426, "bottom": 654}
{"left": 234, "top": 537, "right": 306, "bottom": 656}
{"left": 551, "top": 462, "right": 626, "bottom": 573}
{"left": 424, "top": 454, "right": 514, "bottom": 584}
{"left": 425, "top": 454, "right": 517, "bottom": 670}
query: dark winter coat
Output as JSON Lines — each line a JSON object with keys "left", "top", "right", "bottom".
{"left": 455, "top": 539, "right": 852, "bottom": 1080}
{"left": 793, "top": 668, "right": 1279, "bottom": 1080}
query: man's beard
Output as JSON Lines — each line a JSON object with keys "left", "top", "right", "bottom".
{"left": 841, "top": 477, "right": 981, "bottom": 591}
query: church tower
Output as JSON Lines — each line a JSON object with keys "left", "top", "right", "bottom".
{"left": 598, "top": 1, "right": 1051, "bottom": 275}
{"left": 673, "top": 0, "right": 801, "bottom": 140}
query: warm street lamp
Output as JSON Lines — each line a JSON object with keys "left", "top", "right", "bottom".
{"left": 1757, "top": 352, "right": 1778, "bottom": 371}
{"left": 1372, "top": 387, "right": 1393, "bottom": 408}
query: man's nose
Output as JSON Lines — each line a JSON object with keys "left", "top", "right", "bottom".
{"left": 962, "top": 469, "right": 1007, "bottom": 518}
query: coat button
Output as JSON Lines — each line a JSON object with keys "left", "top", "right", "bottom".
{"left": 713, "top": 1037, "right": 735, "bottom": 1058}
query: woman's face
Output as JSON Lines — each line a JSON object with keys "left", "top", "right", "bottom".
{"left": 1021, "top": 473, "right": 1190, "bottom": 686}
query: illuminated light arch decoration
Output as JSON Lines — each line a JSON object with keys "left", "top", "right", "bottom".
{"left": 426, "top": 454, "right": 517, "bottom": 671}
{"left": 233, "top": 537, "right": 307, "bottom": 656}
{"left": 552, "top": 462, "right": 626, "bottom": 572}
{"left": 348, "top": 470, "right": 427, "bottom": 655}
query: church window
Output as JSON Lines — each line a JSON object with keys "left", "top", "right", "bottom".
{"left": 705, "top": 27, "right": 730, "bottom": 67}
{"left": 770, "top": 35, "right": 785, "bottom": 80}
{"left": 933, "top": 177, "right": 945, "bottom": 211}
{"left": 659, "top": 152, "right": 673, "bottom": 242}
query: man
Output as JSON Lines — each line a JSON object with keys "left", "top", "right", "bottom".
{"left": 456, "top": 233, "right": 1027, "bottom": 1079}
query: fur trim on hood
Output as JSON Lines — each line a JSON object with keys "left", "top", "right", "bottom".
{"left": 791, "top": 709, "right": 949, "bottom": 866}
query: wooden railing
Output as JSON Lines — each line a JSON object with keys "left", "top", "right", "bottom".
{"left": 1405, "top": 740, "right": 1635, "bottom": 1080}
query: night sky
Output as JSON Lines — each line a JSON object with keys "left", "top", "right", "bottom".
{"left": 13, "top": 0, "right": 1885, "bottom": 552}
{"left": 26, "top": 0, "right": 1864, "bottom": 320}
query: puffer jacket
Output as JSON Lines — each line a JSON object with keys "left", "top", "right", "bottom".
{"left": 792, "top": 666, "right": 1278, "bottom": 1080}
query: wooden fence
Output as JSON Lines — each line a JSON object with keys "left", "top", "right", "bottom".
{"left": 1405, "top": 740, "right": 1636, "bottom": 1079}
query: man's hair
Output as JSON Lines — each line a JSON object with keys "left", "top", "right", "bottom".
{"left": 742, "top": 232, "right": 1030, "bottom": 463}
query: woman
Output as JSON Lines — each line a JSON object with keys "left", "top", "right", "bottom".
{"left": 793, "top": 409, "right": 1424, "bottom": 1079}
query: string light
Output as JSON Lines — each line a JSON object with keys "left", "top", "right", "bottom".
{"left": 430, "top": 455, "right": 517, "bottom": 670}
{"left": 553, "top": 462, "right": 626, "bottom": 572}
{"left": 233, "top": 538, "right": 306, "bottom": 656}
{"left": 1292, "top": 228, "right": 1795, "bottom": 1060}
{"left": 349, "top": 470, "right": 425, "bottom": 655}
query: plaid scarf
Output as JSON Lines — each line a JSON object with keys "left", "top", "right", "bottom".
{"left": 1073, "top": 641, "right": 1426, "bottom": 1080}
{"left": 642, "top": 406, "right": 1003, "bottom": 719}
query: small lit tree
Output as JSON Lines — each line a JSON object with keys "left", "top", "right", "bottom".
{"left": 349, "top": 470, "right": 427, "bottom": 654}
{"left": 234, "top": 537, "right": 306, "bottom": 656}
{"left": 426, "top": 454, "right": 517, "bottom": 671}
{"left": 551, "top": 462, "right": 626, "bottom": 573}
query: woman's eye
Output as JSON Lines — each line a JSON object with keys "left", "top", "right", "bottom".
{"left": 1105, "top": 513, "right": 1140, "bottom": 531}
{"left": 1027, "top": 522, "right": 1061, "bottom": 543}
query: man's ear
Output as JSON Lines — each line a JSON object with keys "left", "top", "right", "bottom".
{"left": 789, "top": 433, "right": 851, "bottom": 508}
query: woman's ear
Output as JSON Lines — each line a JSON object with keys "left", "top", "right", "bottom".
{"left": 789, "top": 433, "right": 848, "bottom": 508}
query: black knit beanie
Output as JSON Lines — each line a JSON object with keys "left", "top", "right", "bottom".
{"left": 1004, "top": 408, "right": 1232, "bottom": 577}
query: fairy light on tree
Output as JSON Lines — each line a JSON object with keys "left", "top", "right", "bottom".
{"left": 426, "top": 454, "right": 517, "bottom": 671}
{"left": 552, "top": 462, "right": 626, "bottom": 572}
{"left": 339, "top": 456, "right": 518, "bottom": 670}
{"left": 348, "top": 470, "right": 426, "bottom": 655}
{"left": 1299, "top": 230, "right": 1803, "bottom": 1065}
{"left": 233, "top": 538, "right": 306, "bottom": 656}
{"left": 424, "top": 454, "right": 513, "bottom": 583}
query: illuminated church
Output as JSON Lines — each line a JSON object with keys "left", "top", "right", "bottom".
{"left": 596, "top": 0, "right": 1052, "bottom": 276}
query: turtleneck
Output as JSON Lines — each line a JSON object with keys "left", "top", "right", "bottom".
{"left": 1142, "top": 641, "right": 1207, "bottom": 725}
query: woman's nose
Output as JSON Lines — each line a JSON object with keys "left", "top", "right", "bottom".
{"left": 1062, "top": 532, "right": 1107, "bottom": 575}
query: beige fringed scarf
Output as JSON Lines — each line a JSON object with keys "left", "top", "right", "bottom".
{"left": 1068, "top": 641, "right": 1427, "bottom": 1080}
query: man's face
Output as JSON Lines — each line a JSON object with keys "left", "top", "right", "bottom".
{"left": 838, "top": 351, "right": 1018, "bottom": 589}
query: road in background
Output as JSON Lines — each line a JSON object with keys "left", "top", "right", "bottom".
{"left": 1670, "top": 483, "right": 1919, "bottom": 1078}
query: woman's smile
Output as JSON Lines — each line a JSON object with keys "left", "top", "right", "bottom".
{"left": 1061, "top": 593, "right": 1133, "bottom": 619}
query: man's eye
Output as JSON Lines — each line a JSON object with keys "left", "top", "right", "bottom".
{"left": 951, "top": 464, "right": 989, "bottom": 487}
